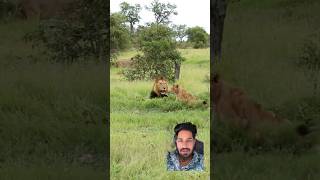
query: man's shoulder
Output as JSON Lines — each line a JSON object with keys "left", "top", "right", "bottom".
{"left": 192, "top": 151, "right": 204, "bottom": 171}
{"left": 167, "top": 150, "right": 176, "bottom": 158}
{"left": 167, "top": 151, "right": 179, "bottom": 171}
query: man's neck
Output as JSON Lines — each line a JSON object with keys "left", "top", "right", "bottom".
{"left": 178, "top": 153, "right": 193, "bottom": 167}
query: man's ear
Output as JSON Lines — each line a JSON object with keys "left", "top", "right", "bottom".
{"left": 173, "top": 135, "right": 177, "bottom": 146}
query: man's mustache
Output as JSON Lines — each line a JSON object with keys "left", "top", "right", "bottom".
{"left": 180, "top": 148, "right": 190, "bottom": 152}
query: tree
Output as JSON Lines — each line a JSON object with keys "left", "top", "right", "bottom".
{"left": 25, "top": 0, "right": 109, "bottom": 63}
{"left": 172, "top": 24, "right": 187, "bottom": 42}
{"left": 145, "top": 0, "right": 177, "bottom": 25}
{"left": 186, "top": 26, "right": 209, "bottom": 48}
{"left": 119, "top": 1, "right": 141, "bottom": 34}
{"left": 212, "top": 0, "right": 227, "bottom": 62}
{"left": 110, "top": 12, "right": 131, "bottom": 51}
{"left": 124, "top": 23, "right": 184, "bottom": 81}
{"left": 110, "top": 12, "right": 131, "bottom": 61}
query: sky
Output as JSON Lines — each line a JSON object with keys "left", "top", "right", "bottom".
{"left": 110, "top": 0, "right": 210, "bottom": 33}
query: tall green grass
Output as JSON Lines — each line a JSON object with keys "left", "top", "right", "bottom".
{"left": 0, "top": 20, "right": 108, "bottom": 179}
{"left": 213, "top": 1, "right": 320, "bottom": 179}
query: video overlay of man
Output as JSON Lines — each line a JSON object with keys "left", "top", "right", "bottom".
{"left": 167, "top": 122, "right": 204, "bottom": 171}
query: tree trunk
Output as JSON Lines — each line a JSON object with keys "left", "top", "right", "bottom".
{"left": 130, "top": 23, "right": 134, "bottom": 34}
{"left": 212, "top": 0, "right": 227, "bottom": 63}
{"left": 174, "top": 61, "right": 181, "bottom": 81}
{"left": 210, "top": 0, "right": 227, "bottom": 166}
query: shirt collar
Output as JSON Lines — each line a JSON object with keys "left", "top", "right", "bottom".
{"left": 172, "top": 150, "right": 200, "bottom": 170}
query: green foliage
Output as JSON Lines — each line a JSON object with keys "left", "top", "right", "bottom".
{"left": 297, "top": 36, "right": 320, "bottom": 96}
{"left": 172, "top": 24, "right": 187, "bottom": 42}
{"left": 145, "top": 0, "right": 178, "bottom": 25}
{"left": 213, "top": 117, "right": 317, "bottom": 154}
{"left": 276, "top": 97, "right": 320, "bottom": 131}
{"left": 186, "top": 26, "right": 209, "bottom": 49}
{"left": 124, "top": 24, "right": 184, "bottom": 81}
{"left": 119, "top": 1, "right": 141, "bottom": 33}
{"left": 110, "top": 12, "right": 131, "bottom": 51}
{"left": 24, "top": 0, "right": 108, "bottom": 63}
{"left": 0, "top": 0, "right": 13, "bottom": 18}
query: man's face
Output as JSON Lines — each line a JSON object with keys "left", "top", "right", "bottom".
{"left": 176, "top": 130, "right": 196, "bottom": 158}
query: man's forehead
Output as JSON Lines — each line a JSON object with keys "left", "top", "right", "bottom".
{"left": 177, "top": 130, "right": 193, "bottom": 138}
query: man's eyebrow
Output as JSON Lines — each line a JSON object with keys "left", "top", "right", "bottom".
{"left": 177, "top": 137, "right": 194, "bottom": 140}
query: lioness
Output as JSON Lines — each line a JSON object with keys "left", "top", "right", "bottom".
{"left": 170, "top": 84, "right": 197, "bottom": 104}
{"left": 213, "top": 73, "right": 289, "bottom": 134}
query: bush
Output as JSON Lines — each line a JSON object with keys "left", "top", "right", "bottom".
{"left": 25, "top": 0, "right": 108, "bottom": 63}
{"left": 186, "top": 26, "right": 209, "bottom": 49}
{"left": 124, "top": 23, "right": 184, "bottom": 81}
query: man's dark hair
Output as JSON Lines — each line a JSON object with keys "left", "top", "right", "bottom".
{"left": 174, "top": 122, "right": 197, "bottom": 139}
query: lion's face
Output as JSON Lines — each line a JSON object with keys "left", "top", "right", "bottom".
{"left": 155, "top": 78, "right": 168, "bottom": 95}
{"left": 170, "top": 84, "right": 180, "bottom": 94}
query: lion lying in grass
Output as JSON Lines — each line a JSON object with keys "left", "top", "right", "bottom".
{"left": 170, "top": 84, "right": 197, "bottom": 104}
{"left": 212, "top": 73, "right": 291, "bottom": 137}
{"left": 170, "top": 84, "right": 207, "bottom": 105}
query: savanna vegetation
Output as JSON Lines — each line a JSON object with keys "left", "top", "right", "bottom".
{"left": 111, "top": 48, "right": 210, "bottom": 179}
{"left": 0, "top": 0, "right": 108, "bottom": 179}
{"left": 1, "top": 0, "right": 319, "bottom": 179}
{"left": 213, "top": 0, "right": 320, "bottom": 179}
{"left": 110, "top": 0, "right": 210, "bottom": 179}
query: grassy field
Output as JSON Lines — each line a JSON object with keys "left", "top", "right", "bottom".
{"left": 0, "top": 20, "right": 108, "bottom": 179}
{"left": 213, "top": 0, "right": 320, "bottom": 179}
{"left": 110, "top": 48, "right": 210, "bottom": 179}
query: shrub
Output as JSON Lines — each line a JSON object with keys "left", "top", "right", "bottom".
{"left": 123, "top": 23, "right": 184, "bottom": 82}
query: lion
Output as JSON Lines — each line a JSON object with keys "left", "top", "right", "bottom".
{"left": 150, "top": 76, "right": 169, "bottom": 98}
{"left": 170, "top": 84, "right": 197, "bottom": 104}
{"left": 171, "top": 84, "right": 207, "bottom": 105}
{"left": 212, "top": 73, "right": 290, "bottom": 135}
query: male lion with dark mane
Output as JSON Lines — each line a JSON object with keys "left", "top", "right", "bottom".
{"left": 150, "top": 76, "right": 169, "bottom": 98}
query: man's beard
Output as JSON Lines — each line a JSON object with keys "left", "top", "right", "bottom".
{"left": 177, "top": 148, "right": 194, "bottom": 160}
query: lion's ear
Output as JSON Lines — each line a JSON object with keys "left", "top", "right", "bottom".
{"left": 159, "top": 76, "right": 165, "bottom": 80}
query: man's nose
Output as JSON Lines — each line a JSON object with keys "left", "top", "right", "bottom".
{"left": 181, "top": 142, "right": 188, "bottom": 148}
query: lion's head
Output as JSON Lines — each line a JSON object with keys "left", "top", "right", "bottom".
{"left": 170, "top": 84, "right": 180, "bottom": 94}
{"left": 153, "top": 76, "right": 168, "bottom": 96}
